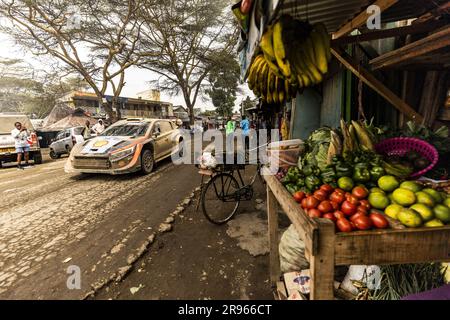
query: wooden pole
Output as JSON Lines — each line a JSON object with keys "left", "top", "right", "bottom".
{"left": 267, "top": 185, "right": 280, "bottom": 287}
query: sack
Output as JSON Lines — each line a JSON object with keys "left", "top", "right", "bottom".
{"left": 267, "top": 139, "right": 304, "bottom": 170}
{"left": 279, "top": 224, "right": 309, "bottom": 273}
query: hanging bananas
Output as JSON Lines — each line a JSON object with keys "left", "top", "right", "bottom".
{"left": 246, "top": 15, "right": 331, "bottom": 105}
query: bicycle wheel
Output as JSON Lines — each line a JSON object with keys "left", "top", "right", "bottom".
{"left": 201, "top": 173, "right": 240, "bottom": 225}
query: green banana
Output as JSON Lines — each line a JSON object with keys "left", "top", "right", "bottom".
{"left": 314, "top": 23, "right": 331, "bottom": 62}
{"left": 310, "top": 29, "right": 328, "bottom": 74}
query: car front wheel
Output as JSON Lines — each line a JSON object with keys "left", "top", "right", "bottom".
{"left": 49, "top": 150, "right": 60, "bottom": 159}
{"left": 140, "top": 148, "right": 155, "bottom": 174}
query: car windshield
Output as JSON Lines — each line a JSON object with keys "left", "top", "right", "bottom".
{"left": 101, "top": 123, "right": 149, "bottom": 137}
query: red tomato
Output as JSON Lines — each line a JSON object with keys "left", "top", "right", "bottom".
{"left": 341, "top": 201, "right": 357, "bottom": 216}
{"left": 320, "top": 184, "right": 334, "bottom": 194}
{"left": 334, "top": 210, "right": 346, "bottom": 220}
{"left": 370, "top": 212, "right": 389, "bottom": 229}
{"left": 359, "top": 199, "right": 371, "bottom": 210}
{"left": 334, "top": 188, "right": 345, "bottom": 195}
{"left": 330, "top": 201, "right": 339, "bottom": 211}
{"left": 346, "top": 194, "right": 360, "bottom": 206}
{"left": 305, "top": 196, "right": 320, "bottom": 209}
{"left": 308, "top": 208, "right": 322, "bottom": 218}
{"left": 240, "top": 0, "right": 253, "bottom": 14}
{"left": 336, "top": 218, "right": 353, "bottom": 232}
{"left": 350, "top": 212, "right": 367, "bottom": 222}
{"left": 356, "top": 205, "right": 368, "bottom": 214}
{"left": 350, "top": 221, "right": 357, "bottom": 231}
{"left": 323, "top": 213, "right": 337, "bottom": 222}
{"left": 318, "top": 200, "right": 333, "bottom": 213}
{"left": 314, "top": 190, "right": 328, "bottom": 201}
{"left": 329, "top": 191, "right": 345, "bottom": 204}
{"left": 352, "top": 186, "right": 369, "bottom": 199}
{"left": 293, "top": 191, "right": 306, "bottom": 203}
{"left": 301, "top": 198, "right": 308, "bottom": 209}
{"left": 353, "top": 215, "right": 373, "bottom": 230}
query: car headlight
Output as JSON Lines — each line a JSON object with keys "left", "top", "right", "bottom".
{"left": 110, "top": 146, "right": 136, "bottom": 162}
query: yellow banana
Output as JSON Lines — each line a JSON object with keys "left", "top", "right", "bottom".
{"left": 272, "top": 74, "right": 279, "bottom": 104}
{"left": 248, "top": 55, "right": 265, "bottom": 89}
{"left": 272, "top": 21, "right": 291, "bottom": 78}
{"left": 259, "top": 61, "right": 269, "bottom": 98}
{"left": 260, "top": 25, "right": 276, "bottom": 61}
{"left": 300, "top": 47, "right": 323, "bottom": 84}
{"left": 304, "top": 37, "right": 317, "bottom": 67}
{"left": 310, "top": 29, "right": 328, "bottom": 74}
{"left": 314, "top": 23, "right": 331, "bottom": 61}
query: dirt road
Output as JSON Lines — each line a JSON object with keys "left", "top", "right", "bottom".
{"left": 0, "top": 154, "right": 201, "bottom": 299}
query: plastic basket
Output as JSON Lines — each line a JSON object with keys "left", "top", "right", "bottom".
{"left": 267, "top": 139, "right": 304, "bottom": 170}
{"left": 375, "top": 137, "right": 439, "bottom": 179}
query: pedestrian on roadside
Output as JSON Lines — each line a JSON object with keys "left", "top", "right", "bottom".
{"left": 226, "top": 117, "right": 235, "bottom": 136}
{"left": 92, "top": 119, "right": 105, "bottom": 135}
{"left": 83, "top": 120, "right": 91, "bottom": 139}
{"left": 11, "top": 122, "right": 31, "bottom": 170}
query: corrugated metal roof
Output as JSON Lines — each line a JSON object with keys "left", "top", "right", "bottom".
{"left": 277, "top": 0, "right": 448, "bottom": 33}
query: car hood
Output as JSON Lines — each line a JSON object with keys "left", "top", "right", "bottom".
{"left": 80, "top": 136, "right": 134, "bottom": 155}
{"left": 0, "top": 134, "right": 15, "bottom": 147}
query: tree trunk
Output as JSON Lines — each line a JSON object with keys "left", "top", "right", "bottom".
{"left": 98, "top": 96, "right": 115, "bottom": 122}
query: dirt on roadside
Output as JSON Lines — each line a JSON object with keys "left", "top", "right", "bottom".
{"left": 94, "top": 170, "right": 275, "bottom": 300}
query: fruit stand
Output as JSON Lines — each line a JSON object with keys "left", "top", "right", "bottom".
{"left": 265, "top": 173, "right": 450, "bottom": 300}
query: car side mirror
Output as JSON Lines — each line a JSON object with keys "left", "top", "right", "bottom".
{"left": 153, "top": 131, "right": 160, "bottom": 138}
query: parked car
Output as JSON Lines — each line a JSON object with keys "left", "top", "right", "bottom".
{"left": 49, "top": 126, "right": 86, "bottom": 159}
{"left": 65, "top": 118, "right": 183, "bottom": 175}
{"left": 0, "top": 113, "right": 42, "bottom": 167}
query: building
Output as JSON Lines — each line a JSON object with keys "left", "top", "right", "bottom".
{"left": 58, "top": 91, "right": 173, "bottom": 119}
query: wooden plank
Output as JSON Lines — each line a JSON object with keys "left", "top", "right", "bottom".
{"left": 331, "top": 47, "right": 424, "bottom": 123}
{"left": 309, "top": 219, "right": 336, "bottom": 300}
{"left": 331, "top": 20, "right": 446, "bottom": 46}
{"left": 267, "top": 185, "right": 280, "bottom": 287}
{"left": 414, "top": 1, "right": 450, "bottom": 24}
{"left": 333, "top": 0, "right": 399, "bottom": 39}
{"left": 334, "top": 226, "right": 450, "bottom": 265}
{"left": 265, "top": 174, "right": 319, "bottom": 256}
{"left": 370, "top": 26, "right": 450, "bottom": 70}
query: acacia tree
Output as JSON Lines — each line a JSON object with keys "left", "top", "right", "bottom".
{"left": 137, "top": 0, "right": 238, "bottom": 124}
{"left": 206, "top": 51, "right": 240, "bottom": 118}
{"left": 0, "top": 0, "right": 149, "bottom": 121}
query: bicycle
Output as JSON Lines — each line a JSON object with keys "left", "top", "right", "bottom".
{"left": 197, "top": 150, "right": 266, "bottom": 225}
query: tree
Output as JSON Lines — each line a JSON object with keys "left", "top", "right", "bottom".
{"left": 206, "top": 51, "right": 240, "bottom": 118}
{"left": 137, "top": 0, "right": 238, "bottom": 124}
{"left": 0, "top": 58, "right": 88, "bottom": 117}
{"left": 0, "top": 0, "right": 149, "bottom": 121}
{"left": 241, "top": 96, "right": 256, "bottom": 115}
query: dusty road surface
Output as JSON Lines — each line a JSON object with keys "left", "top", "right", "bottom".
{"left": 0, "top": 153, "right": 201, "bottom": 299}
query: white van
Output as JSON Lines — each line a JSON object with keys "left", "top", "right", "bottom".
{"left": 0, "top": 113, "right": 42, "bottom": 167}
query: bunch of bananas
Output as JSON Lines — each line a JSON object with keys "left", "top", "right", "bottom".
{"left": 247, "top": 15, "right": 331, "bottom": 104}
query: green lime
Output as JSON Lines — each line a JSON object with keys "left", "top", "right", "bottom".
{"left": 433, "top": 204, "right": 450, "bottom": 223}
{"left": 397, "top": 208, "right": 423, "bottom": 228}
{"left": 415, "top": 191, "right": 436, "bottom": 207}
{"left": 378, "top": 175, "right": 400, "bottom": 192}
{"left": 384, "top": 204, "right": 403, "bottom": 220}
{"left": 422, "top": 188, "right": 443, "bottom": 204}
{"left": 400, "top": 181, "right": 422, "bottom": 193}
{"left": 410, "top": 203, "right": 434, "bottom": 222}
{"left": 424, "top": 219, "right": 445, "bottom": 227}
{"left": 368, "top": 192, "right": 390, "bottom": 210}
{"left": 338, "top": 177, "right": 354, "bottom": 192}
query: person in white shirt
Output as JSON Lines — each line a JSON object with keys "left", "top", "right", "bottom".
{"left": 11, "top": 122, "right": 31, "bottom": 169}
{"left": 92, "top": 119, "right": 105, "bottom": 135}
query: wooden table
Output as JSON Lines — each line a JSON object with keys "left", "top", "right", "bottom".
{"left": 265, "top": 174, "right": 450, "bottom": 300}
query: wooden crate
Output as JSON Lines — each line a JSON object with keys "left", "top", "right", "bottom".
{"left": 265, "top": 174, "right": 450, "bottom": 300}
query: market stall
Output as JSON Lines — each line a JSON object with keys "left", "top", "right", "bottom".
{"left": 233, "top": 0, "right": 450, "bottom": 300}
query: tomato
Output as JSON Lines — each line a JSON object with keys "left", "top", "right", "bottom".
{"left": 329, "top": 191, "right": 345, "bottom": 204}
{"left": 314, "top": 190, "right": 328, "bottom": 201}
{"left": 352, "top": 186, "right": 369, "bottom": 199}
{"left": 353, "top": 215, "right": 373, "bottom": 230}
{"left": 350, "top": 212, "right": 366, "bottom": 222}
{"left": 240, "top": 0, "right": 253, "bottom": 14}
{"left": 301, "top": 198, "right": 308, "bottom": 209}
{"left": 305, "top": 196, "right": 320, "bottom": 209}
{"left": 356, "top": 205, "right": 368, "bottom": 214}
{"left": 330, "top": 201, "right": 339, "bottom": 211}
{"left": 293, "top": 191, "right": 306, "bottom": 203}
{"left": 318, "top": 200, "right": 333, "bottom": 213}
{"left": 334, "top": 210, "right": 346, "bottom": 220}
{"left": 369, "top": 212, "right": 389, "bottom": 229}
{"left": 334, "top": 188, "right": 345, "bottom": 195}
{"left": 350, "top": 221, "right": 357, "bottom": 231}
{"left": 341, "top": 201, "right": 357, "bottom": 216}
{"left": 336, "top": 218, "right": 353, "bottom": 232}
{"left": 308, "top": 208, "right": 322, "bottom": 218}
{"left": 359, "top": 199, "right": 371, "bottom": 210}
{"left": 323, "top": 213, "right": 337, "bottom": 222}
{"left": 346, "top": 194, "right": 360, "bottom": 206}
{"left": 320, "top": 184, "right": 334, "bottom": 194}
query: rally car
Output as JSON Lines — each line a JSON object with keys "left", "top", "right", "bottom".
{"left": 65, "top": 118, "right": 182, "bottom": 175}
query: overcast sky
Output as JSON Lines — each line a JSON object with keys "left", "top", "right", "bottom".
{"left": 0, "top": 32, "right": 253, "bottom": 113}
